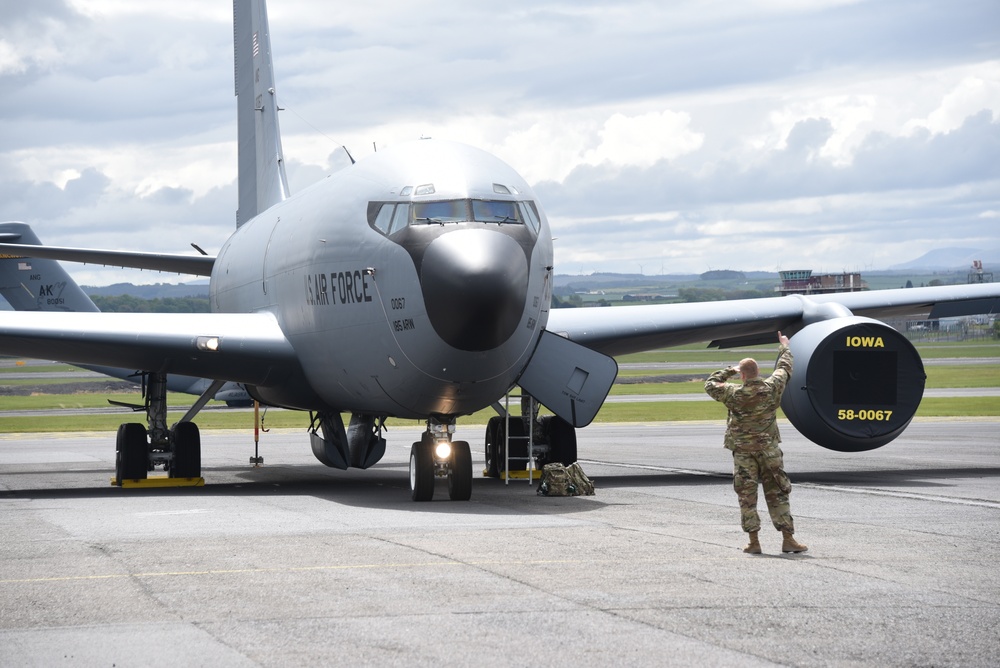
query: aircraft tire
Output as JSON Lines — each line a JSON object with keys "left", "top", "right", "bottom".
{"left": 448, "top": 440, "right": 472, "bottom": 501}
{"left": 409, "top": 439, "right": 434, "bottom": 502}
{"left": 171, "top": 422, "right": 201, "bottom": 479}
{"left": 114, "top": 424, "right": 126, "bottom": 484}
{"left": 484, "top": 417, "right": 501, "bottom": 478}
{"left": 118, "top": 423, "right": 148, "bottom": 482}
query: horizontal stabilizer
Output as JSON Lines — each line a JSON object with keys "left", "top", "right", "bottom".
{"left": 517, "top": 330, "right": 618, "bottom": 428}
{"left": 0, "top": 242, "right": 215, "bottom": 276}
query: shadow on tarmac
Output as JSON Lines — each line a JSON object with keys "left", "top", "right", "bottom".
{"left": 0, "top": 463, "right": 610, "bottom": 515}
{"left": 4, "top": 464, "right": 999, "bottom": 511}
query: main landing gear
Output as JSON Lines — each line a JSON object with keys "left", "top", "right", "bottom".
{"left": 484, "top": 394, "right": 578, "bottom": 480}
{"left": 409, "top": 418, "right": 472, "bottom": 502}
{"left": 113, "top": 372, "right": 218, "bottom": 485}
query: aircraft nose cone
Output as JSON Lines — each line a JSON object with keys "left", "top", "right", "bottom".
{"left": 420, "top": 229, "right": 529, "bottom": 352}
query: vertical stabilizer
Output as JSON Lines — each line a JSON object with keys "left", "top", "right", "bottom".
{"left": 234, "top": 0, "right": 290, "bottom": 227}
{"left": 0, "top": 222, "right": 100, "bottom": 313}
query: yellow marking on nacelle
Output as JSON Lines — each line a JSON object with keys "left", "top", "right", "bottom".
{"left": 845, "top": 335, "right": 884, "bottom": 348}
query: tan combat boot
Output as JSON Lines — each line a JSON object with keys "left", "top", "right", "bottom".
{"left": 743, "top": 531, "right": 761, "bottom": 554}
{"left": 781, "top": 531, "right": 808, "bottom": 553}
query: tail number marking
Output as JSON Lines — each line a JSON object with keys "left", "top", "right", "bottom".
{"left": 837, "top": 409, "right": 893, "bottom": 421}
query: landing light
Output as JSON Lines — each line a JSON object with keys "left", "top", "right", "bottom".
{"left": 196, "top": 336, "right": 221, "bottom": 352}
{"left": 434, "top": 442, "right": 452, "bottom": 460}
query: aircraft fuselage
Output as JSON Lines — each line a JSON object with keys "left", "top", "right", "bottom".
{"left": 211, "top": 139, "right": 553, "bottom": 419}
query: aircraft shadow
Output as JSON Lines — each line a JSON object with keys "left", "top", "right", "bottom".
{"left": 4, "top": 465, "right": 997, "bottom": 510}
{"left": 0, "top": 463, "right": 606, "bottom": 516}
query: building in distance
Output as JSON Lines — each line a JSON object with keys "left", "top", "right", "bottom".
{"left": 776, "top": 269, "right": 868, "bottom": 296}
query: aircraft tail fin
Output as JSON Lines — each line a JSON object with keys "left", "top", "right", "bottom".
{"left": 0, "top": 222, "right": 100, "bottom": 313}
{"left": 234, "top": 0, "right": 290, "bottom": 227}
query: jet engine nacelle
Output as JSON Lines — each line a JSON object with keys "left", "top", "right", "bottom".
{"left": 781, "top": 316, "right": 926, "bottom": 453}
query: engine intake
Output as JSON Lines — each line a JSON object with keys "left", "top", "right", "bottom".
{"left": 781, "top": 317, "right": 925, "bottom": 452}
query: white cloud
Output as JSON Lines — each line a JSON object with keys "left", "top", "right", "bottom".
{"left": 907, "top": 65, "right": 1000, "bottom": 135}
{"left": 67, "top": 0, "right": 230, "bottom": 21}
{"left": 582, "top": 110, "right": 704, "bottom": 169}
{"left": 1, "top": 0, "right": 998, "bottom": 283}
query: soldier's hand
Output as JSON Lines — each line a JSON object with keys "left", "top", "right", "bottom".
{"left": 778, "top": 331, "right": 790, "bottom": 346}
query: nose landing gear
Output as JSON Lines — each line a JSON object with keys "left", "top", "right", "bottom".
{"left": 409, "top": 418, "right": 472, "bottom": 501}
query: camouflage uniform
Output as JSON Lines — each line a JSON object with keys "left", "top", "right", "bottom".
{"left": 704, "top": 345, "right": 795, "bottom": 534}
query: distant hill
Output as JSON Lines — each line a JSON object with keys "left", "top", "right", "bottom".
{"left": 553, "top": 270, "right": 774, "bottom": 290}
{"left": 889, "top": 248, "right": 1000, "bottom": 272}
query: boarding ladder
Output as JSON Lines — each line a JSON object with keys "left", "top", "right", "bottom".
{"left": 499, "top": 390, "right": 538, "bottom": 484}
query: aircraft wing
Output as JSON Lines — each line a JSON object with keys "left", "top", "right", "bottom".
{"left": 0, "top": 241, "right": 215, "bottom": 277}
{"left": 546, "top": 283, "right": 1000, "bottom": 356}
{"left": 0, "top": 311, "right": 298, "bottom": 386}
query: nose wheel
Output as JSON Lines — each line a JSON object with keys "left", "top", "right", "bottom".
{"left": 448, "top": 441, "right": 472, "bottom": 501}
{"left": 409, "top": 423, "right": 472, "bottom": 501}
{"left": 409, "top": 436, "right": 435, "bottom": 501}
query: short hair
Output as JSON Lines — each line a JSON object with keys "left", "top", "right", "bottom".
{"left": 738, "top": 358, "right": 758, "bottom": 379}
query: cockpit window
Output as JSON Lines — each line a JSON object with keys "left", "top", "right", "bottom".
{"left": 411, "top": 199, "right": 526, "bottom": 226}
{"left": 472, "top": 199, "right": 519, "bottom": 223}
{"left": 518, "top": 201, "right": 541, "bottom": 233}
{"left": 372, "top": 203, "right": 394, "bottom": 233}
{"left": 389, "top": 203, "right": 410, "bottom": 234}
{"left": 368, "top": 199, "right": 539, "bottom": 234}
{"left": 413, "top": 200, "right": 468, "bottom": 224}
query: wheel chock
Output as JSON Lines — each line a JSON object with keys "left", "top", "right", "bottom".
{"left": 111, "top": 476, "right": 205, "bottom": 488}
{"left": 482, "top": 468, "right": 539, "bottom": 480}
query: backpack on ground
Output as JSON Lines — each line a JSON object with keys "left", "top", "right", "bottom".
{"left": 566, "top": 462, "right": 595, "bottom": 495}
{"left": 537, "top": 462, "right": 595, "bottom": 496}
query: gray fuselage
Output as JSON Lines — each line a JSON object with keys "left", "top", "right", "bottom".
{"left": 211, "top": 139, "right": 554, "bottom": 419}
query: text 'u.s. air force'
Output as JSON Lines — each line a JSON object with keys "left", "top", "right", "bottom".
{"left": 305, "top": 271, "right": 372, "bottom": 306}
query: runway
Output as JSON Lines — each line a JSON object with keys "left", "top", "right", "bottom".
{"left": 1, "top": 420, "right": 998, "bottom": 666}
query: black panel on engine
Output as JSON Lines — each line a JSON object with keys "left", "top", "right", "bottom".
{"left": 781, "top": 317, "right": 925, "bottom": 452}
{"left": 832, "top": 350, "right": 897, "bottom": 405}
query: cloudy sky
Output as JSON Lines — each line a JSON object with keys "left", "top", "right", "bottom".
{"left": 1, "top": 0, "right": 998, "bottom": 285}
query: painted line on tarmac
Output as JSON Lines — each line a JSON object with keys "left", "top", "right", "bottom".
{"left": 580, "top": 459, "right": 729, "bottom": 479}
{"left": 796, "top": 482, "right": 1000, "bottom": 509}
{"left": 581, "top": 459, "right": 1000, "bottom": 509}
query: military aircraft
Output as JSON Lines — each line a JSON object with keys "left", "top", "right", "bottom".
{"left": 0, "top": 222, "right": 253, "bottom": 407}
{"left": 1, "top": 0, "right": 997, "bottom": 501}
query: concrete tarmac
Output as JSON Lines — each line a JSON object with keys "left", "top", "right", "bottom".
{"left": 1, "top": 420, "right": 998, "bottom": 667}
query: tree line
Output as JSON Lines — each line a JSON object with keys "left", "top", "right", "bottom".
{"left": 90, "top": 295, "right": 210, "bottom": 313}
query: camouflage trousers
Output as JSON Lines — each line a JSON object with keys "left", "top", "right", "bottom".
{"left": 732, "top": 446, "right": 794, "bottom": 534}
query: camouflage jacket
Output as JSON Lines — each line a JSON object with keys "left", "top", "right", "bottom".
{"left": 704, "top": 345, "right": 793, "bottom": 452}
